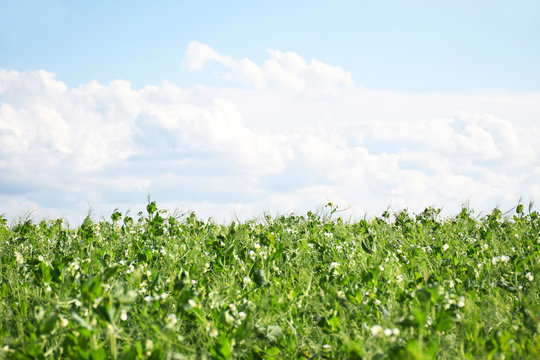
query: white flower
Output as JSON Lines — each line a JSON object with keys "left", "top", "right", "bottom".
{"left": 525, "top": 272, "right": 534, "bottom": 282}
{"left": 392, "top": 328, "right": 400, "bottom": 336}
{"left": 384, "top": 328, "right": 393, "bottom": 336}
{"left": 442, "top": 243, "right": 449, "bottom": 251}
{"left": 120, "top": 310, "right": 128, "bottom": 321}
{"left": 500, "top": 255, "right": 509, "bottom": 263}
{"left": 379, "top": 265, "right": 384, "bottom": 271}
{"left": 323, "top": 344, "right": 331, "bottom": 350}
{"left": 370, "top": 325, "right": 383, "bottom": 336}
{"left": 396, "top": 275, "right": 404, "bottom": 283}
{"left": 15, "top": 252, "right": 24, "bottom": 264}
{"left": 374, "top": 299, "right": 381, "bottom": 306}
{"left": 59, "top": 317, "right": 69, "bottom": 327}
{"left": 166, "top": 313, "right": 177, "bottom": 328}
{"left": 457, "top": 296, "right": 465, "bottom": 308}
{"left": 329, "top": 262, "right": 340, "bottom": 270}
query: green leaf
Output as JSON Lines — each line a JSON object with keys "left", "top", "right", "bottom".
{"left": 146, "top": 201, "right": 157, "bottom": 215}
{"left": 261, "top": 231, "right": 275, "bottom": 246}
{"left": 211, "top": 334, "right": 233, "bottom": 360}
{"left": 82, "top": 276, "right": 103, "bottom": 300}
{"left": 40, "top": 312, "right": 58, "bottom": 335}
{"left": 95, "top": 297, "right": 114, "bottom": 323}
{"left": 413, "top": 309, "right": 427, "bottom": 329}
{"left": 435, "top": 309, "right": 456, "bottom": 332}
{"left": 361, "top": 233, "right": 376, "bottom": 254}
{"left": 51, "top": 259, "right": 65, "bottom": 283}
{"left": 406, "top": 339, "right": 438, "bottom": 360}
{"left": 78, "top": 349, "right": 91, "bottom": 359}
{"left": 103, "top": 265, "right": 120, "bottom": 281}
{"left": 415, "top": 287, "right": 431, "bottom": 305}
{"left": 264, "top": 347, "right": 281, "bottom": 358}
{"left": 37, "top": 261, "right": 52, "bottom": 284}
{"left": 111, "top": 210, "right": 122, "bottom": 222}
{"left": 90, "top": 347, "right": 106, "bottom": 360}
{"left": 328, "top": 315, "right": 341, "bottom": 332}
{"left": 234, "top": 313, "right": 251, "bottom": 340}
{"left": 343, "top": 340, "right": 364, "bottom": 360}
{"left": 253, "top": 269, "right": 267, "bottom": 287}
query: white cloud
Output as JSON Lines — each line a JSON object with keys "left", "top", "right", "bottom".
{"left": 184, "top": 41, "right": 265, "bottom": 89}
{"left": 1, "top": 43, "right": 539, "bottom": 223}
{"left": 184, "top": 41, "right": 353, "bottom": 95}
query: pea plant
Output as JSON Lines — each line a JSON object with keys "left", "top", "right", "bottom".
{"left": 0, "top": 202, "right": 538, "bottom": 359}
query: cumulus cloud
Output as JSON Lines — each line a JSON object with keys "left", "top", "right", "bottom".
{"left": 184, "top": 41, "right": 353, "bottom": 95}
{"left": 1, "top": 43, "right": 540, "bottom": 223}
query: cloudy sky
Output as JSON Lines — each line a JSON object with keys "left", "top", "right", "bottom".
{"left": 1, "top": 1, "right": 540, "bottom": 223}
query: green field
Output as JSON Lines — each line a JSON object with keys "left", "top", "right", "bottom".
{"left": 0, "top": 202, "right": 538, "bottom": 359}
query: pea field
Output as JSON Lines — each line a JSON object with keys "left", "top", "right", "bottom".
{"left": 0, "top": 202, "right": 538, "bottom": 359}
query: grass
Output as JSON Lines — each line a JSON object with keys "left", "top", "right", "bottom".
{"left": 0, "top": 202, "right": 538, "bottom": 359}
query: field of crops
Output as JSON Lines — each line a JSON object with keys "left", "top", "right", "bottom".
{"left": 0, "top": 202, "right": 538, "bottom": 359}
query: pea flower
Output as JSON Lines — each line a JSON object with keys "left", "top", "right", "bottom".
{"left": 370, "top": 325, "right": 383, "bottom": 336}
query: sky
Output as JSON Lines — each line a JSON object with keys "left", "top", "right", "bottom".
{"left": 1, "top": 1, "right": 540, "bottom": 224}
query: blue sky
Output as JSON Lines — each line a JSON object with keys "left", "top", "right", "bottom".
{"left": 1, "top": 1, "right": 540, "bottom": 223}
{"left": 2, "top": 1, "right": 540, "bottom": 91}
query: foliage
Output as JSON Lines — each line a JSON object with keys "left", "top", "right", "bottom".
{"left": 0, "top": 203, "right": 538, "bottom": 359}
